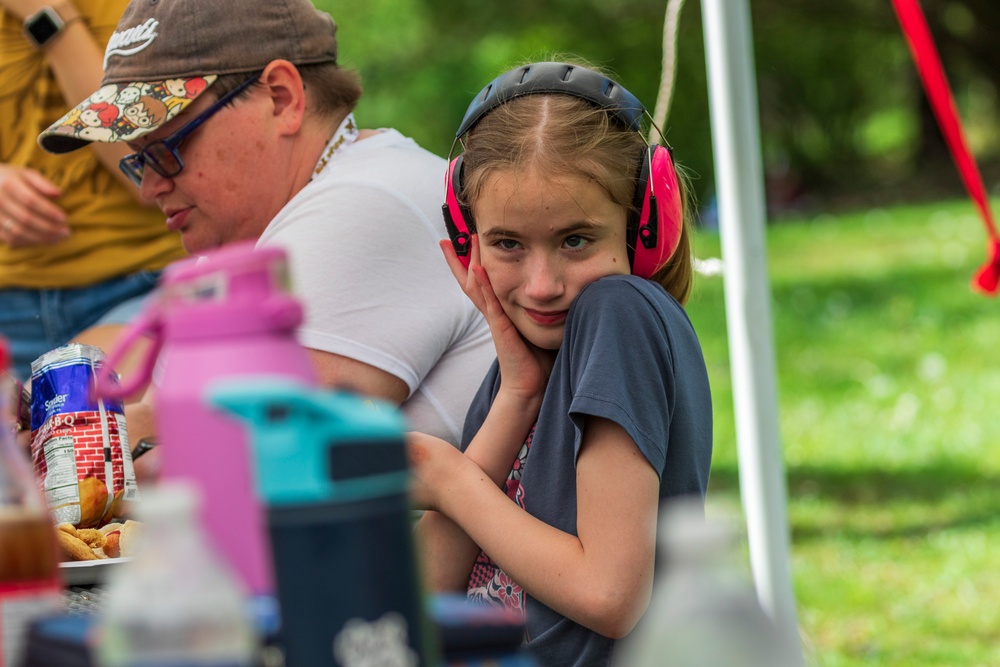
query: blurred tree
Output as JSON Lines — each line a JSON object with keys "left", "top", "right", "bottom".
{"left": 751, "top": 0, "right": 999, "bottom": 211}
{"left": 318, "top": 0, "right": 714, "bottom": 207}
{"left": 314, "top": 0, "right": 998, "bottom": 216}
{"left": 912, "top": 0, "right": 1000, "bottom": 162}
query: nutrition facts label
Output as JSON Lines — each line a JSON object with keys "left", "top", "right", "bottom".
{"left": 40, "top": 435, "right": 80, "bottom": 525}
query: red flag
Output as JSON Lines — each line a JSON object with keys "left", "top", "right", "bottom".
{"left": 891, "top": 0, "right": 1000, "bottom": 296}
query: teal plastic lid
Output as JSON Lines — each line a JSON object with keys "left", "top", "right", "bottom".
{"left": 208, "top": 377, "right": 409, "bottom": 506}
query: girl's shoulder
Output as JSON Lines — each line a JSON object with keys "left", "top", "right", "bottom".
{"left": 569, "top": 275, "right": 699, "bottom": 341}
{"left": 573, "top": 274, "right": 680, "bottom": 315}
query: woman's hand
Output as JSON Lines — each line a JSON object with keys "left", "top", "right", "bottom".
{"left": 440, "top": 236, "right": 552, "bottom": 401}
{"left": 0, "top": 165, "right": 69, "bottom": 247}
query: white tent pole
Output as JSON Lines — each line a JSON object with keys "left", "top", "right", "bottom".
{"left": 700, "top": 0, "right": 803, "bottom": 661}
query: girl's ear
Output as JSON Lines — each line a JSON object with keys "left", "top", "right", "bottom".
{"left": 259, "top": 59, "right": 307, "bottom": 136}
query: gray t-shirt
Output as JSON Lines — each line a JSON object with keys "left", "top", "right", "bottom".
{"left": 461, "top": 274, "right": 714, "bottom": 667}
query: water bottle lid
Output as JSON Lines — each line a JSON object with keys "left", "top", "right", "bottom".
{"left": 659, "top": 496, "right": 736, "bottom": 560}
{"left": 162, "top": 241, "right": 289, "bottom": 297}
{"left": 158, "top": 241, "right": 304, "bottom": 338}
{"left": 136, "top": 480, "right": 202, "bottom": 522}
{"left": 209, "top": 379, "right": 409, "bottom": 505}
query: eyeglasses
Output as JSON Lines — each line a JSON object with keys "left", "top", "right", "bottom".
{"left": 119, "top": 75, "right": 258, "bottom": 187}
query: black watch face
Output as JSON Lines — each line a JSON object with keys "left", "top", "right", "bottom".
{"left": 26, "top": 13, "right": 61, "bottom": 45}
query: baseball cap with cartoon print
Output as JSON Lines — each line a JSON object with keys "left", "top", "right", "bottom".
{"left": 38, "top": 0, "right": 339, "bottom": 154}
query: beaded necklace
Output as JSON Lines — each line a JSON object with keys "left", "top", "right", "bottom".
{"left": 312, "top": 113, "right": 360, "bottom": 179}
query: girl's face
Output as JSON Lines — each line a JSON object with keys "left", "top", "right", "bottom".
{"left": 473, "top": 166, "right": 630, "bottom": 350}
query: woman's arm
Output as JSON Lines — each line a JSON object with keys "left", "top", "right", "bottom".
{"left": 412, "top": 415, "right": 660, "bottom": 638}
{"left": 2, "top": 0, "right": 151, "bottom": 199}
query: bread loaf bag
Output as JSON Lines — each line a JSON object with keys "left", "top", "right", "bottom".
{"left": 29, "top": 344, "right": 139, "bottom": 528}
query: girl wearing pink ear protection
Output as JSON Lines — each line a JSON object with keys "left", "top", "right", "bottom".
{"left": 408, "top": 62, "right": 712, "bottom": 665}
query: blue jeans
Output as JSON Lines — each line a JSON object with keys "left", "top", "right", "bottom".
{"left": 0, "top": 270, "right": 161, "bottom": 382}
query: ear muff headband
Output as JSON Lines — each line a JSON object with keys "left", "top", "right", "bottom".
{"left": 442, "top": 62, "right": 683, "bottom": 279}
{"left": 455, "top": 62, "right": 645, "bottom": 136}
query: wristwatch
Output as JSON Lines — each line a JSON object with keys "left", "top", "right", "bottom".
{"left": 22, "top": 4, "right": 80, "bottom": 49}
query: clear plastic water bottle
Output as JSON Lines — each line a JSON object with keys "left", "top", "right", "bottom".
{"left": 94, "top": 481, "right": 260, "bottom": 667}
{"left": 612, "top": 498, "right": 802, "bottom": 667}
{"left": 0, "top": 337, "right": 63, "bottom": 667}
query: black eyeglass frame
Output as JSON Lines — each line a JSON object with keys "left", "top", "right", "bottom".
{"left": 118, "top": 74, "right": 259, "bottom": 187}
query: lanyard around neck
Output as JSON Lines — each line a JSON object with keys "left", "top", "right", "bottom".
{"left": 312, "top": 113, "right": 360, "bottom": 179}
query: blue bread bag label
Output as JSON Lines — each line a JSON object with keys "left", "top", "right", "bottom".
{"left": 28, "top": 344, "right": 137, "bottom": 528}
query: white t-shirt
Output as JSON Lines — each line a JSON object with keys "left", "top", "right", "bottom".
{"left": 257, "top": 129, "right": 494, "bottom": 446}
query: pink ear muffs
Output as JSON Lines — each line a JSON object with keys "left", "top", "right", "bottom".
{"left": 630, "top": 144, "right": 683, "bottom": 279}
{"left": 442, "top": 145, "right": 683, "bottom": 280}
{"left": 441, "top": 155, "right": 472, "bottom": 263}
{"left": 441, "top": 62, "right": 684, "bottom": 279}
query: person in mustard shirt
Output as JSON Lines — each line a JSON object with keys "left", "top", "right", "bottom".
{"left": 0, "top": 0, "right": 186, "bottom": 382}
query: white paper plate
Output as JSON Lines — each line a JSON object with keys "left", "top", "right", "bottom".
{"left": 60, "top": 557, "right": 133, "bottom": 586}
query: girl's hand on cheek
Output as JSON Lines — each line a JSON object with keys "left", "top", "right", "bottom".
{"left": 470, "top": 260, "right": 552, "bottom": 401}
{"left": 440, "top": 238, "right": 487, "bottom": 316}
{"left": 444, "top": 235, "right": 549, "bottom": 406}
{"left": 443, "top": 235, "right": 549, "bottom": 399}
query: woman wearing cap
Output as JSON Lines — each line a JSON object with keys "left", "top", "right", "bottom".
{"left": 35, "top": 0, "right": 496, "bottom": 458}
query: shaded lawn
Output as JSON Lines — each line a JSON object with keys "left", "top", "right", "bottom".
{"left": 685, "top": 199, "right": 1000, "bottom": 666}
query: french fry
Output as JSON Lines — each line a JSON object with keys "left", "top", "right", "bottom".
{"left": 76, "top": 528, "right": 106, "bottom": 549}
{"left": 57, "top": 530, "right": 99, "bottom": 561}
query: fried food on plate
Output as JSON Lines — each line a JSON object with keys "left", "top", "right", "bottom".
{"left": 57, "top": 529, "right": 99, "bottom": 561}
{"left": 56, "top": 519, "right": 143, "bottom": 561}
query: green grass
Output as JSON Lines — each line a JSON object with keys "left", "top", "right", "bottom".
{"left": 685, "top": 199, "right": 1000, "bottom": 666}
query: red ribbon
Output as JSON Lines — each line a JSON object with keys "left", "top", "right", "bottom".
{"left": 891, "top": 0, "right": 1000, "bottom": 296}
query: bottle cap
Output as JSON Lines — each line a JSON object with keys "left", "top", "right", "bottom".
{"left": 659, "top": 495, "right": 736, "bottom": 561}
{"left": 136, "top": 480, "right": 202, "bottom": 522}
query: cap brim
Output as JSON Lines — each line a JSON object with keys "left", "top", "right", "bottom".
{"left": 38, "top": 75, "right": 218, "bottom": 154}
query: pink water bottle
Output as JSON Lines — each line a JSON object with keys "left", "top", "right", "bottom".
{"left": 95, "top": 241, "right": 317, "bottom": 598}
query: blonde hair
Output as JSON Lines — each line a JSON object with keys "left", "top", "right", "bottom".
{"left": 458, "top": 93, "right": 694, "bottom": 304}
